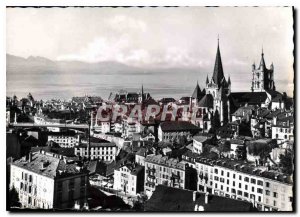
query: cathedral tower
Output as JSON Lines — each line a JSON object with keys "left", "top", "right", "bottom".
{"left": 251, "top": 48, "right": 276, "bottom": 92}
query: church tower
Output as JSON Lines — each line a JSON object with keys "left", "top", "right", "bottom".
{"left": 205, "top": 38, "right": 231, "bottom": 125}
{"left": 251, "top": 48, "right": 276, "bottom": 92}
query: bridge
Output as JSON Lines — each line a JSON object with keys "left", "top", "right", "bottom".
{"left": 10, "top": 122, "right": 89, "bottom": 129}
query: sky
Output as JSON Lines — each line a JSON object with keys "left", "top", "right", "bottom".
{"left": 6, "top": 7, "right": 294, "bottom": 95}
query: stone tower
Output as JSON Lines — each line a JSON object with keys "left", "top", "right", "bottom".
{"left": 251, "top": 48, "right": 276, "bottom": 92}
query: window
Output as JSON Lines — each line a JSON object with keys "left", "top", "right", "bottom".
{"left": 257, "top": 188, "right": 263, "bottom": 194}
{"left": 233, "top": 174, "right": 236, "bottom": 179}
{"left": 251, "top": 178, "right": 256, "bottom": 184}
{"left": 239, "top": 175, "right": 242, "bottom": 180}
{"left": 227, "top": 180, "right": 229, "bottom": 185}
{"left": 252, "top": 187, "right": 254, "bottom": 192}
{"left": 239, "top": 183, "right": 241, "bottom": 188}
{"left": 232, "top": 189, "right": 236, "bottom": 194}
{"left": 273, "top": 192, "right": 278, "bottom": 198}
{"left": 238, "top": 190, "right": 242, "bottom": 196}
{"left": 227, "top": 172, "right": 230, "bottom": 177}
{"left": 244, "top": 177, "right": 249, "bottom": 182}
{"left": 215, "top": 183, "right": 218, "bottom": 188}
{"left": 274, "top": 200, "right": 277, "bottom": 206}
{"left": 266, "top": 190, "right": 270, "bottom": 196}
{"left": 258, "top": 196, "right": 261, "bottom": 202}
{"left": 221, "top": 170, "right": 224, "bottom": 176}
{"left": 244, "top": 192, "right": 249, "bottom": 198}
{"left": 233, "top": 181, "right": 235, "bottom": 187}
{"left": 245, "top": 185, "right": 248, "bottom": 190}
{"left": 257, "top": 180, "right": 263, "bottom": 186}
{"left": 215, "top": 169, "right": 218, "bottom": 174}
{"left": 266, "top": 182, "right": 270, "bottom": 188}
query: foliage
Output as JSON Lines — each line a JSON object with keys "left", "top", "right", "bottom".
{"left": 211, "top": 110, "right": 221, "bottom": 129}
{"left": 9, "top": 186, "right": 21, "bottom": 208}
{"left": 279, "top": 151, "right": 293, "bottom": 175}
{"left": 218, "top": 140, "right": 231, "bottom": 153}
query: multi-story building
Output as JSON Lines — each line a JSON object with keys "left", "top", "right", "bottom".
{"left": 10, "top": 151, "right": 89, "bottom": 209}
{"left": 74, "top": 142, "right": 117, "bottom": 162}
{"left": 272, "top": 114, "right": 294, "bottom": 142}
{"left": 192, "top": 135, "right": 212, "bottom": 154}
{"left": 113, "top": 163, "right": 144, "bottom": 196}
{"left": 144, "top": 155, "right": 191, "bottom": 198}
{"left": 158, "top": 121, "right": 201, "bottom": 142}
{"left": 195, "top": 157, "right": 293, "bottom": 211}
{"left": 47, "top": 131, "right": 80, "bottom": 148}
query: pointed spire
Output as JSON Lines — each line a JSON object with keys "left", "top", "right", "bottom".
{"left": 228, "top": 76, "right": 231, "bottom": 85}
{"left": 192, "top": 81, "right": 203, "bottom": 100}
{"left": 206, "top": 75, "right": 209, "bottom": 84}
{"left": 212, "top": 36, "right": 225, "bottom": 87}
{"left": 259, "top": 45, "right": 266, "bottom": 70}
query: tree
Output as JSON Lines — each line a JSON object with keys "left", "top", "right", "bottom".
{"left": 212, "top": 110, "right": 221, "bottom": 129}
{"left": 219, "top": 140, "right": 231, "bottom": 153}
{"left": 9, "top": 186, "right": 21, "bottom": 208}
{"left": 279, "top": 151, "right": 293, "bottom": 175}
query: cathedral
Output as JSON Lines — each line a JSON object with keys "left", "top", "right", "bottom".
{"left": 187, "top": 39, "right": 290, "bottom": 133}
{"left": 188, "top": 40, "right": 231, "bottom": 131}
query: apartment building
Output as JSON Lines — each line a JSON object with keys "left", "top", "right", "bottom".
{"left": 74, "top": 142, "right": 117, "bottom": 162}
{"left": 192, "top": 135, "right": 212, "bottom": 154}
{"left": 144, "top": 155, "right": 190, "bottom": 198}
{"left": 47, "top": 131, "right": 80, "bottom": 148}
{"left": 113, "top": 163, "right": 144, "bottom": 196}
{"left": 10, "top": 151, "right": 89, "bottom": 209}
{"left": 158, "top": 121, "right": 201, "bottom": 142}
{"left": 195, "top": 157, "right": 293, "bottom": 211}
{"left": 272, "top": 115, "right": 294, "bottom": 142}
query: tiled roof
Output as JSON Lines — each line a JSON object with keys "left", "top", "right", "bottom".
{"left": 145, "top": 185, "right": 254, "bottom": 211}
{"left": 12, "top": 151, "right": 87, "bottom": 179}
{"left": 160, "top": 121, "right": 200, "bottom": 132}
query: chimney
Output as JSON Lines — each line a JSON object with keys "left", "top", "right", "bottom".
{"left": 193, "top": 191, "right": 197, "bottom": 202}
{"left": 29, "top": 152, "right": 33, "bottom": 162}
{"left": 205, "top": 192, "right": 209, "bottom": 204}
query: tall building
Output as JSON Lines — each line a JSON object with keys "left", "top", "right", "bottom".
{"left": 10, "top": 151, "right": 89, "bottom": 209}
{"left": 205, "top": 39, "right": 231, "bottom": 124}
{"left": 251, "top": 49, "right": 276, "bottom": 92}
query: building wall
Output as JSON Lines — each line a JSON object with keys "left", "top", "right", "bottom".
{"left": 74, "top": 145, "right": 116, "bottom": 161}
{"left": 272, "top": 126, "right": 293, "bottom": 141}
{"left": 48, "top": 135, "right": 80, "bottom": 148}
{"left": 10, "top": 164, "right": 88, "bottom": 209}
{"left": 195, "top": 161, "right": 293, "bottom": 211}
{"left": 113, "top": 166, "right": 140, "bottom": 196}
{"left": 144, "top": 161, "right": 186, "bottom": 198}
{"left": 10, "top": 164, "right": 55, "bottom": 209}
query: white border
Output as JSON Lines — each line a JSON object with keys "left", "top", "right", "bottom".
{"left": 1, "top": 1, "right": 298, "bottom": 217}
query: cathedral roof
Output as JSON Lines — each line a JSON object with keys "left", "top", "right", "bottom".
{"left": 192, "top": 82, "right": 204, "bottom": 99}
{"left": 198, "top": 94, "right": 214, "bottom": 108}
{"left": 212, "top": 41, "right": 225, "bottom": 87}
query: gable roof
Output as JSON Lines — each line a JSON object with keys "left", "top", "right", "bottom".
{"left": 145, "top": 185, "right": 254, "bottom": 212}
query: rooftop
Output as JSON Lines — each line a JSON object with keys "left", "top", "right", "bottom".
{"left": 12, "top": 151, "right": 87, "bottom": 179}
{"left": 145, "top": 154, "right": 186, "bottom": 170}
{"left": 145, "top": 185, "right": 255, "bottom": 212}
{"left": 160, "top": 121, "right": 201, "bottom": 132}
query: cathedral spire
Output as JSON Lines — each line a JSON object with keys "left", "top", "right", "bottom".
{"left": 212, "top": 37, "right": 225, "bottom": 87}
{"left": 259, "top": 46, "right": 266, "bottom": 69}
{"left": 206, "top": 75, "right": 209, "bottom": 84}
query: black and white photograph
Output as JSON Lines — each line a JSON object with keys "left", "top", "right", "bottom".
{"left": 5, "top": 6, "right": 295, "bottom": 212}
